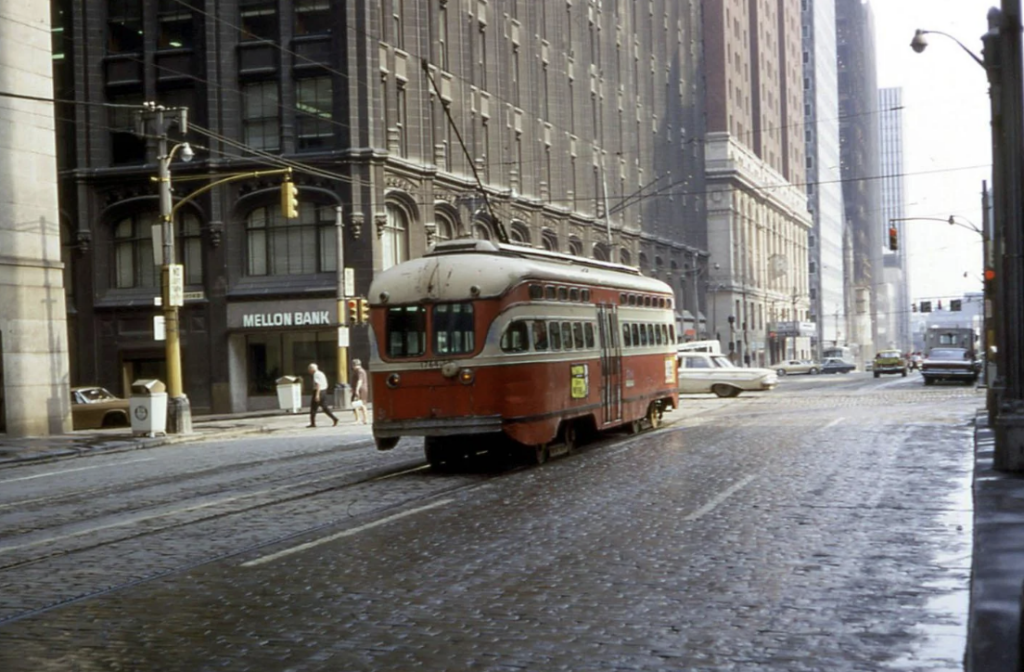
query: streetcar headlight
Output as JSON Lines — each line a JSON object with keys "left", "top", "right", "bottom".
{"left": 458, "top": 368, "right": 475, "bottom": 385}
{"left": 386, "top": 373, "right": 401, "bottom": 388}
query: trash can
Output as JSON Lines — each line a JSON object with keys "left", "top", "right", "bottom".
{"left": 276, "top": 375, "right": 303, "bottom": 413}
{"left": 130, "top": 379, "right": 167, "bottom": 437}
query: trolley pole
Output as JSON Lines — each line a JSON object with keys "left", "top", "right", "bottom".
{"left": 335, "top": 206, "right": 352, "bottom": 411}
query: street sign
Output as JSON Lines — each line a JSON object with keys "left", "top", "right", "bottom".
{"left": 344, "top": 268, "right": 355, "bottom": 297}
{"left": 154, "top": 315, "right": 166, "bottom": 341}
{"left": 166, "top": 264, "right": 184, "bottom": 307}
{"left": 337, "top": 326, "right": 350, "bottom": 347}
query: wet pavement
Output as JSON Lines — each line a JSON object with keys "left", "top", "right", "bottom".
{"left": 0, "top": 377, "right": 1015, "bottom": 670}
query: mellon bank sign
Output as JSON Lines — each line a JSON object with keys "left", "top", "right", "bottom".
{"left": 228, "top": 299, "right": 337, "bottom": 331}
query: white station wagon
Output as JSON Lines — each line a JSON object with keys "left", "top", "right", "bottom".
{"left": 677, "top": 351, "right": 779, "bottom": 398}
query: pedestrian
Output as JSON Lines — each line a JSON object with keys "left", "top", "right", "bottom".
{"left": 307, "top": 363, "right": 339, "bottom": 427}
{"left": 351, "top": 358, "right": 369, "bottom": 425}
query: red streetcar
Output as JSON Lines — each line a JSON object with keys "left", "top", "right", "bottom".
{"left": 367, "top": 239, "right": 679, "bottom": 467}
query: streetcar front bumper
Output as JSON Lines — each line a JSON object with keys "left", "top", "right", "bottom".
{"left": 373, "top": 414, "right": 504, "bottom": 438}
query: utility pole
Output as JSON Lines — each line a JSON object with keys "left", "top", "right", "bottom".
{"left": 139, "top": 103, "right": 192, "bottom": 434}
{"left": 335, "top": 206, "right": 352, "bottom": 410}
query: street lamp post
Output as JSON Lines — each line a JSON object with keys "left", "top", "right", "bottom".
{"left": 912, "top": 6, "right": 1024, "bottom": 470}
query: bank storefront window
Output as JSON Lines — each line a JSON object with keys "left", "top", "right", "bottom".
{"left": 246, "top": 331, "right": 336, "bottom": 395}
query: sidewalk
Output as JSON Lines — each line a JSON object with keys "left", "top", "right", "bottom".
{"left": 0, "top": 409, "right": 373, "bottom": 466}
{"left": 967, "top": 410, "right": 1024, "bottom": 672}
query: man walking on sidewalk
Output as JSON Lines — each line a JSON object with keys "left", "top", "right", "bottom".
{"left": 307, "top": 363, "right": 338, "bottom": 427}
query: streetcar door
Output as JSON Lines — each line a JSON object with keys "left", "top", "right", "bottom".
{"left": 597, "top": 304, "right": 622, "bottom": 425}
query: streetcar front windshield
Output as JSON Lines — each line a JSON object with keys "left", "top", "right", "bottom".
{"left": 434, "top": 302, "right": 475, "bottom": 355}
{"left": 386, "top": 306, "right": 426, "bottom": 357}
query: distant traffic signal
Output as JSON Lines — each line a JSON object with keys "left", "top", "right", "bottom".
{"left": 888, "top": 226, "right": 898, "bottom": 251}
{"left": 347, "top": 298, "right": 359, "bottom": 324}
{"left": 951, "top": 299, "right": 962, "bottom": 312}
{"left": 359, "top": 298, "right": 370, "bottom": 323}
{"left": 920, "top": 300, "right": 932, "bottom": 313}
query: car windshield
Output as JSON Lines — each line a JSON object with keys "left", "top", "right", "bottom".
{"left": 710, "top": 355, "right": 736, "bottom": 368}
{"left": 928, "top": 349, "right": 970, "bottom": 361}
{"left": 74, "top": 388, "right": 116, "bottom": 403}
{"left": 878, "top": 351, "right": 900, "bottom": 358}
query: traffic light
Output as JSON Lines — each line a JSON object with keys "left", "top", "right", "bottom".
{"left": 359, "top": 298, "right": 370, "bottom": 323}
{"left": 912, "top": 303, "right": 918, "bottom": 313}
{"left": 281, "top": 179, "right": 299, "bottom": 219}
{"left": 951, "top": 299, "right": 962, "bottom": 312}
{"left": 347, "top": 298, "right": 359, "bottom": 324}
{"left": 921, "top": 300, "right": 932, "bottom": 313}
{"left": 888, "top": 226, "right": 898, "bottom": 251}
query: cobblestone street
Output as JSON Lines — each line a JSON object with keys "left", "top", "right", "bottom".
{"left": 0, "top": 374, "right": 977, "bottom": 670}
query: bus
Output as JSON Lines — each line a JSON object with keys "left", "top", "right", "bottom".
{"left": 366, "top": 239, "right": 679, "bottom": 468}
{"left": 924, "top": 327, "right": 977, "bottom": 355}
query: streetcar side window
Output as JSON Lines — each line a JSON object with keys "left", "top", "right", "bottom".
{"left": 548, "top": 321, "right": 562, "bottom": 350}
{"left": 572, "top": 322, "right": 585, "bottom": 349}
{"left": 528, "top": 284, "right": 543, "bottom": 300}
{"left": 500, "top": 320, "right": 530, "bottom": 353}
{"left": 662, "top": 324, "right": 669, "bottom": 344}
{"left": 647, "top": 324, "right": 655, "bottom": 344}
{"left": 582, "top": 289, "right": 590, "bottom": 302}
{"left": 622, "top": 323, "right": 632, "bottom": 347}
{"left": 561, "top": 322, "right": 573, "bottom": 349}
{"left": 532, "top": 320, "right": 549, "bottom": 351}
{"left": 584, "top": 323, "right": 595, "bottom": 348}
{"left": 385, "top": 306, "right": 427, "bottom": 358}
{"left": 570, "top": 288, "right": 580, "bottom": 301}
{"left": 640, "top": 324, "right": 648, "bottom": 346}
{"left": 669, "top": 325, "right": 676, "bottom": 343}
{"left": 620, "top": 293, "right": 627, "bottom": 304}
{"left": 558, "top": 287, "right": 568, "bottom": 301}
{"left": 631, "top": 323, "right": 640, "bottom": 345}
{"left": 545, "top": 286, "right": 557, "bottom": 300}
{"left": 433, "top": 302, "right": 475, "bottom": 355}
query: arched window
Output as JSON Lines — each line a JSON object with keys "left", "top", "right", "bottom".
{"left": 638, "top": 252, "right": 648, "bottom": 273}
{"left": 568, "top": 237, "right": 582, "bottom": 256}
{"left": 472, "top": 221, "right": 492, "bottom": 240}
{"left": 593, "top": 243, "right": 610, "bottom": 261}
{"left": 509, "top": 223, "right": 530, "bottom": 246}
{"left": 542, "top": 230, "right": 558, "bottom": 251}
{"left": 246, "top": 201, "right": 337, "bottom": 276}
{"left": 434, "top": 212, "right": 455, "bottom": 243}
{"left": 382, "top": 202, "right": 410, "bottom": 270}
{"left": 115, "top": 210, "right": 204, "bottom": 288}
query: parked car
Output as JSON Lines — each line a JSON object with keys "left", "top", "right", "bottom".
{"left": 71, "top": 386, "right": 130, "bottom": 430}
{"left": 921, "top": 348, "right": 979, "bottom": 386}
{"left": 820, "top": 358, "right": 856, "bottom": 374}
{"left": 677, "top": 352, "right": 778, "bottom": 398}
{"left": 774, "top": 360, "right": 820, "bottom": 376}
{"left": 873, "top": 349, "right": 908, "bottom": 378}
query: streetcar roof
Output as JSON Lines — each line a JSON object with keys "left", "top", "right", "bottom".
{"left": 368, "top": 239, "right": 673, "bottom": 304}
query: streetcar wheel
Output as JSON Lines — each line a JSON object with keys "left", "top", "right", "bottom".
{"left": 628, "top": 419, "right": 643, "bottom": 435}
{"left": 375, "top": 436, "right": 400, "bottom": 451}
{"left": 424, "top": 437, "right": 448, "bottom": 470}
{"left": 647, "top": 403, "right": 662, "bottom": 430}
{"left": 562, "top": 422, "right": 577, "bottom": 453}
{"left": 534, "top": 443, "right": 550, "bottom": 465}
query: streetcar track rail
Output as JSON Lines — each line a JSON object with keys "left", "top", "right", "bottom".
{"left": 0, "top": 474, "right": 492, "bottom": 627}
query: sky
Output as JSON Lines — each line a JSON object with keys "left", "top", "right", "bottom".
{"left": 872, "top": 0, "right": 995, "bottom": 302}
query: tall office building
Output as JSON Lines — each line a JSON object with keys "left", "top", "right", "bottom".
{"left": 53, "top": 0, "right": 706, "bottom": 412}
{"left": 703, "top": 0, "right": 814, "bottom": 365}
{"left": 879, "top": 87, "right": 910, "bottom": 351}
{"left": 836, "top": 0, "right": 883, "bottom": 365}
{"left": 0, "top": 4, "right": 71, "bottom": 436}
{"left": 802, "top": 0, "right": 847, "bottom": 358}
